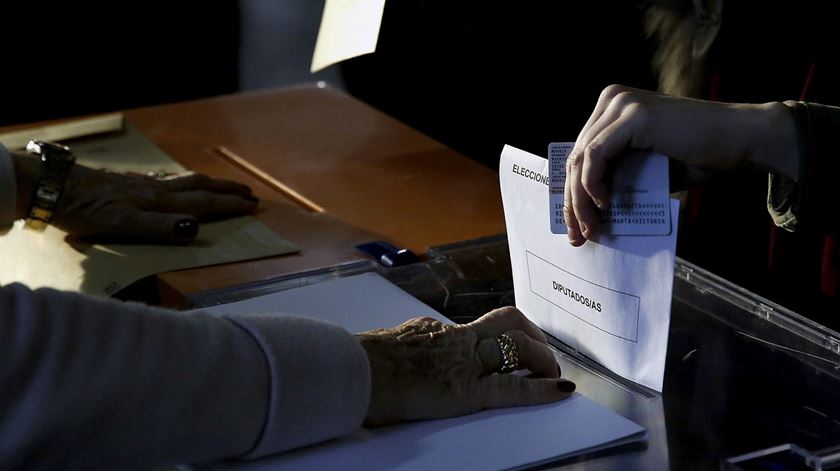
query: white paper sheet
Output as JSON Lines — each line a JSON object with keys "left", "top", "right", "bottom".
{"left": 197, "top": 272, "right": 646, "bottom": 471}
{"left": 310, "top": 0, "right": 386, "bottom": 73}
{"left": 499, "top": 145, "right": 678, "bottom": 391}
{"left": 204, "top": 271, "right": 449, "bottom": 331}
{"left": 0, "top": 113, "right": 124, "bottom": 150}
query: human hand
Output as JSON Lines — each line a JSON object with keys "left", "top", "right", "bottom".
{"left": 357, "top": 306, "right": 575, "bottom": 427}
{"left": 14, "top": 153, "right": 258, "bottom": 243}
{"left": 564, "top": 84, "right": 797, "bottom": 246}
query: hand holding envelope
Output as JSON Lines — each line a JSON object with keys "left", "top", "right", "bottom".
{"left": 500, "top": 145, "right": 678, "bottom": 391}
{"left": 548, "top": 142, "right": 671, "bottom": 238}
{"left": 560, "top": 84, "right": 798, "bottom": 246}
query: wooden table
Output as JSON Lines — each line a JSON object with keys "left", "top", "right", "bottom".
{"left": 123, "top": 84, "right": 506, "bottom": 307}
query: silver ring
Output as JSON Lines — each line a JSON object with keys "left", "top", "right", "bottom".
{"left": 497, "top": 333, "right": 519, "bottom": 373}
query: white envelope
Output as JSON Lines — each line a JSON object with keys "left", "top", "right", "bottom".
{"left": 499, "top": 145, "right": 679, "bottom": 391}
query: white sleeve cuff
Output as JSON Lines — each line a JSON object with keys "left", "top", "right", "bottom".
{"left": 0, "top": 145, "right": 17, "bottom": 232}
{"left": 225, "top": 315, "right": 371, "bottom": 458}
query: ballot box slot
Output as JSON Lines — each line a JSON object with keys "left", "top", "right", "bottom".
{"left": 544, "top": 331, "right": 659, "bottom": 400}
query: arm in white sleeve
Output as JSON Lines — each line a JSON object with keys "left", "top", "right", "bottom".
{"left": 0, "top": 284, "right": 371, "bottom": 470}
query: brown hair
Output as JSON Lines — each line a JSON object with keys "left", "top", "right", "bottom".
{"left": 643, "top": 0, "right": 723, "bottom": 97}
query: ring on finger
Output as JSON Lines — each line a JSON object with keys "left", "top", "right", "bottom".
{"left": 496, "top": 333, "right": 520, "bottom": 373}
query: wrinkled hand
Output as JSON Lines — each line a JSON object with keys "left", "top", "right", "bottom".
{"left": 51, "top": 163, "right": 258, "bottom": 243}
{"left": 564, "top": 84, "right": 797, "bottom": 246}
{"left": 357, "top": 306, "right": 575, "bottom": 427}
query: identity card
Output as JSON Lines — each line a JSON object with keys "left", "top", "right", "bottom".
{"left": 548, "top": 142, "right": 671, "bottom": 236}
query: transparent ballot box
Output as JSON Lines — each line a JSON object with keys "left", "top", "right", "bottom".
{"left": 190, "top": 236, "right": 840, "bottom": 470}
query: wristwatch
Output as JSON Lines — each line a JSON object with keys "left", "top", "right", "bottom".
{"left": 24, "top": 140, "right": 76, "bottom": 231}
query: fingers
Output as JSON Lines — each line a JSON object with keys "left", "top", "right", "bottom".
{"left": 478, "top": 374, "right": 576, "bottom": 409}
{"left": 152, "top": 190, "right": 258, "bottom": 221}
{"left": 574, "top": 84, "right": 631, "bottom": 145}
{"left": 476, "top": 330, "right": 559, "bottom": 378}
{"left": 129, "top": 212, "right": 199, "bottom": 244}
{"left": 467, "top": 306, "right": 547, "bottom": 344}
{"left": 470, "top": 307, "right": 560, "bottom": 378}
{"left": 566, "top": 85, "right": 648, "bottom": 245}
{"left": 158, "top": 173, "right": 254, "bottom": 198}
{"left": 566, "top": 149, "right": 599, "bottom": 242}
{"left": 53, "top": 165, "right": 258, "bottom": 243}
{"left": 564, "top": 87, "right": 625, "bottom": 246}
{"left": 93, "top": 205, "right": 200, "bottom": 244}
{"left": 577, "top": 118, "right": 637, "bottom": 214}
{"left": 571, "top": 118, "right": 632, "bottom": 238}
{"left": 563, "top": 158, "right": 586, "bottom": 246}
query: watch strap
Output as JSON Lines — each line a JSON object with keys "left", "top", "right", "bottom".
{"left": 24, "top": 140, "right": 75, "bottom": 231}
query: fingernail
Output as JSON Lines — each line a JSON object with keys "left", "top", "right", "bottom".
{"left": 556, "top": 364, "right": 562, "bottom": 377}
{"left": 556, "top": 380, "right": 576, "bottom": 393}
{"left": 594, "top": 198, "right": 606, "bottom": 210}
{"left": 174, "top": 219, "right": 198, "bottom": 239}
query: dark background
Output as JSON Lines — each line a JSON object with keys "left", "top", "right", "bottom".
{"left": 0, "top": 4, "right": 240, "bottom": 126}
{"left": 5, "top": 1, "right": 836, "bottom": 323}
{"left": 0, "top": 2, "right": 656, "bottom": 169}
{"left": 341, "top": 2, "right": 657, "bottom": 166}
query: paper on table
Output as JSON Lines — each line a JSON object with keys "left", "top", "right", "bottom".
{"left": 0, "top": 217, "right": 294, "bottom": 296}
{"left": 195, "top": 272, "right": 646, "bottom": 471}
{"left": 500, "top": 145, "right": 678, "bottom": 391}
{"left": 0, "top": 125, "right": 298, "bottom": 296}
{"left": 310, "top": 0, "right": 386, "bottom": 73}
{"left": 0, "top": 113, "right": 124, "bottom": 150}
